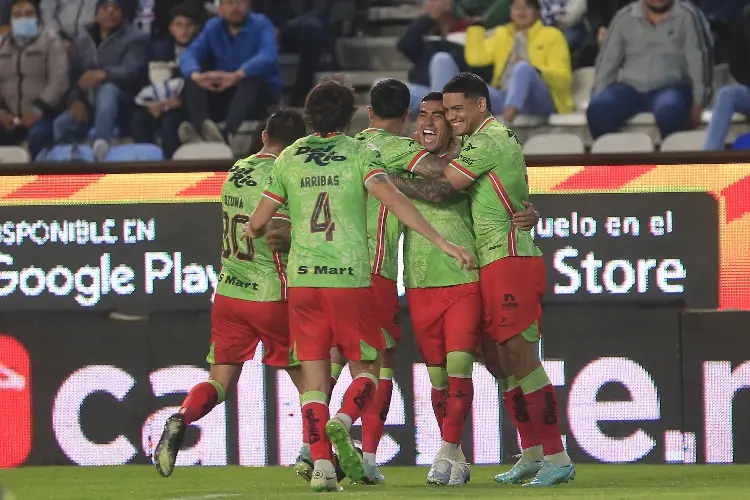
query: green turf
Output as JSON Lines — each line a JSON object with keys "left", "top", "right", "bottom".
{"left": 0, "top": 465, "right": 748, "bottom": 499}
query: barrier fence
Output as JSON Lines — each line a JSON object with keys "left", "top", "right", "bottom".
{"left": 1, "top": 160, "right": 749, "bottom": 467}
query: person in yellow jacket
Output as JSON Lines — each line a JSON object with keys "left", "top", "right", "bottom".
{"left": 458, "top": 0, "right": 573, "bottom": 124}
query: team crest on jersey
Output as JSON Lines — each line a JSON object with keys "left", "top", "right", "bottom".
{"left": 295, "top": 145, "right": 347, "bottom": 166}
{"left": 365, "top": 143, "right": 379, "bottom": 152}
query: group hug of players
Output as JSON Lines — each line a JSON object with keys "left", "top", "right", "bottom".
{"left": 152, "top": 72, "right": 576, "bottom": 491}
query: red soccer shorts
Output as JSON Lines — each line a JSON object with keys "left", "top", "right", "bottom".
{"left": 406, "top": 282, "right": 481, "bottom": 366}
{"left": 480, "top": 256, "right": 546, "bottom": 344}
{"left": 289, "top": 287, "right": 385, "bottom": 362}
{"left": 371, "top": 273, "right": 401, "bottom": 342}
{"left": 209, "top": 294, "right": 291, "bottom": 367}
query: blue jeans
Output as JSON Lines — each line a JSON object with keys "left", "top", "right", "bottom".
{"left": 398, "top": 53, "right": 555, "bottom": 117}
{"left": 53, "top": 82, "right": 124, "bottom": 143}
{"left": 703, "top": 84, "right": 750, "bottom": 150}
{"left": 0, "top": 117, "right": 53, "bottom": 159}
{"left": 586, "top": 82, "right": 692, "bottom": 139}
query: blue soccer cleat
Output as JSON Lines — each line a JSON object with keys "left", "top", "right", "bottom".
{"left": 523, "top": 462, "right": 575, "bottom": 487}
{"left": 494, "top": 456, "right": 543, "bottom": 485}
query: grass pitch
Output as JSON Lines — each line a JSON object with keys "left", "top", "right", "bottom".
{"left": 1, "top": 465, "right": 749, "bottom": 500}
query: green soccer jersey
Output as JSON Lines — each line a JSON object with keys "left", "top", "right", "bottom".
{"left": 354, "top": 128, "right": 426, "bottom": 281}
{"left": 263, "top": 133, "right": 386, "bottom": 288}
{"left": 217, "top": 153, "right": 289, "bottom": 302}
{"left": 448, "top": 116, "right": 542, "bottom": 267}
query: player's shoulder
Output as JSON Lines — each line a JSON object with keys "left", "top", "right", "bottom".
{"left": 471, "top": 119, "right": 521, "bottom": 149}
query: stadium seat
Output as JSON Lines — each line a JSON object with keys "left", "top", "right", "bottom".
{"left": 523, "top": 133, "right": 585, "bottom": 155}
{"left": 105, "top": 143, "right": 164, "bottom": 162}
{"left": 0, "top": 146, "right": 30, "bottom": 163}
{"left": 627, "top": 112, "right": 656, "bottom": 125}
{"left": 501, "top": 114, "right": 547, "bottom": 128}
{"left": 548, "top": 67, "right": 595, "bottom": 126}
{"left": 732, "top": 132, "right": 750, "bottom": 150}
{"left": 660, "top": 131, "right": 708, "bottom": 152}
{"left": 591, "top": 132, "right": 654, "bottom": 154}
{"left": 172, "top": 142, "right": 234, "bottom": 160}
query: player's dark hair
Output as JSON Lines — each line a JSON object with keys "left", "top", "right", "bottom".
{"left": 265, "top": 108, "right": 307, "bottom": 148}
{"left": 443, "top": 72, "right": 492, "bottom": 113}
{"left": 422, "top": 91, "right": 444, "bottom": 103}
{"left": 370, "top": 79, "right": 411, "bottom": 119}
{"left": 305, "top": 80, "right": 356, "bottom": 135}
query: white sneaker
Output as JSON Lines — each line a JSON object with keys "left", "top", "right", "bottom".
{"left": 427, "top": 456, "right": 454, "bottom": 485}
{"left": 310, "top": 459, "right": 344, "bottom": 492}
{"left": 201, "top": 119, "right": 225, "bottom": 143}
{"left": 178, "top": 122, "right": 203, "bottom": 144}
{"left": 93, "top": 139, "right": 109, "bottom": 162}
{"left": 448, "top": 461, "right": 470, "bottom": 486}
{"left": 363, "top": 460, "right": 385, "bottom": 485}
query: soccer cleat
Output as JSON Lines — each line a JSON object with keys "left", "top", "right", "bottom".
{"left": 153, "top": 413, "right": 186, "bottom": 477}
{"left": 294, "top": 446, "right": 313, "bottom": 482}
{"left": 427, "top": 457, "right": 454, "bottom": 485}
{"left": 448, "top": 461, "right": 471, "bottom": 486}
{"left": 523, "top": 462, "right": 576, "bottom": 487}
{"left": 494, "top": 456, "right": 544, "bottom": 484}
{"left": 325, "top": 417, "right": 366, "bottom": 483}
{"left": 310, "top": 459, "right": 344, "bottom": 492}
{"left": 363, "top": 460, "right": 385, "bottom": 485}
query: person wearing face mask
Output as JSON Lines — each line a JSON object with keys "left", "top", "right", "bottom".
{"left": 0, "top": 0, "right": 69, "bottom": 159}
{"left": 587, "top": 0, "right": 714, "bottom": 140}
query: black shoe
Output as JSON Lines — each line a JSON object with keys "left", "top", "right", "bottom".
{"left": 154, "top": 413, "right": 186, "bottom": 477}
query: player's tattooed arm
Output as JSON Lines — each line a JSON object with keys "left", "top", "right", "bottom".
{"left": 410, "top": 153, "right": 449, "bottom": 179}
{"left": 388, "top": 174, "right": 458, "bottom": 203}
{"left": 265, "top": 219, "right": 291, "bottom": 252}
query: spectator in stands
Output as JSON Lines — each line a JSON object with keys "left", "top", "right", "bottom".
{"left": 0, "top": 0, "right": 69, "bottom": 159}
{"left": 253, "top": 0, "right": 326, "bottom": 107}
{"left": 179, "top": 0, "right": 280, "bottom": 155}
{"left": 462, "top": 0, "right": 573, "bottom": 124}
{"left": 395, "top": 0, "right": 471, "bottom": 114}
{"left": 539, "top": 0, "right": 588, "bottom": 50}
{"left": 703, "top": 3, "right": 750, "bottom": 150}
{"left": 132, "top": 0, "right": 206, "bottom": 39}
{"left": 587, "top": 0, "right": 713, "bottom": 140}
{"left": 52, "top": 0, "right": 149, "bottom": 160}
{"left": 130, "top": 3, "right": 200, "bottom": 158}
{"left": 40, "top": 0, "right": 97, "bottom": 45}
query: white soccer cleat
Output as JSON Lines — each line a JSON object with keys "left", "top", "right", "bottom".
{"left": 448, "top": 461, "right": 470, "bottom": 486}
{"left": 310, "top": 459, "right": 344, "bottom": 492}
{"left": 427, "top": 456, "right": 454, "bottom": 485}
{"left": 363, "top": 460, "right": 385, "bottom": 485}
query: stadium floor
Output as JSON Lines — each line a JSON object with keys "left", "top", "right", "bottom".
{"left": 1, "top": 465, "right": 749, "bottom": 499}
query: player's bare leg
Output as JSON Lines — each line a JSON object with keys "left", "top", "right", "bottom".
{"left": 499, "top": 333, "right": 574, "bottom": 487}
{"left": 300, "top": 359, "right": 343, "bottom": 492}
{"left": 330, "top": 346, "right": 346, "bottom": 400}
{"left": 155, "top": 364, "right": 240, "bottom": 477}
{"left": 481, "top": 339, "right": 543, "bottom": 484}
{"left": 361, "top": 346, "right": 395, "bottom": 484}
{"left": 326, "top": 359, "right": 378, "bottom": 484}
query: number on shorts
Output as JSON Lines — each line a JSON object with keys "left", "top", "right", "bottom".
{"left": 310, "top": 192, "right": 335, "bottom": 241}
{"left": 222, "top": 211, "right": 254, "bottom": 260}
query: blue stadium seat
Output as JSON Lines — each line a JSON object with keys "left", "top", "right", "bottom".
{"left": 105, "top": 144, "right": 164, "bottom": 162}
{"left": 732, "top": 133, "right": 750, "bottom": 150}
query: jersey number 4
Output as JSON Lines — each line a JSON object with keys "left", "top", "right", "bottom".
{"left": 310, "top": 192, "right": 335, "bottom": 241}
{"left": 222, "top": 211, "right": 254, "bottom": 260}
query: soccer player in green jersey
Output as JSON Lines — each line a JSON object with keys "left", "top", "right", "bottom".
{"left": 152, "top": 110, "right": 308, "bottom": 478}
{"left": 389, "top": 73, "right": 575, "bottom": 487}
{"left": 244, "top": 80, "right": 475, "bottom": 492}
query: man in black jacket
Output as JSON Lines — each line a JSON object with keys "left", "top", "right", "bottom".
{"left": 702, "top": 3, "right": 750, "bottom": 149}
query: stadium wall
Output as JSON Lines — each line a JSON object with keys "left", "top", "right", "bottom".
{"left": 1, "top": 157, "right": 749, "bottom": 467}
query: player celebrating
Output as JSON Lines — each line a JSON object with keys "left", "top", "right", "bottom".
{"left": 153, "top": 109, "right": 307, "bottom": 478}
{"left": 244, "top": 79, "right": 475, "bottom": 492}
{"left": 353, "top": 79, "right": 457, "bottom": 484}
{"left": 389, "top": 73, "right": 574, "bottom": 487}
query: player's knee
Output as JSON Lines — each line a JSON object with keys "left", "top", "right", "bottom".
{"left": 446, "top": 351, "right": 474, "bottom": 378}
{"left": 380, "top": 346, "right": 396, "bottom": 369}
{"left": 427, "top": 365, "right": 448, "bottom": 390}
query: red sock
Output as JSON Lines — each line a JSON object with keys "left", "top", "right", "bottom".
{"left": 179, "top": 382, "right": 219, "bottom": 425}
{"left": 502, "top": 386, "right": 540, "bottom": 450}
{"left": 337, "top": 375, "right": 376, "bottom": 423}
{"left": 442, "top": 377, "right": 473, "bottom": 444}
{"left": 361, "top": 379, "right": 393, "bottom": 454}
{"left": 302, "top": 401, "right": 332, "bottom": 461}
{"left": 524, "top": 384, "right": 564, "bottom": 455}
{"left": 431, "top": 387, "right": 448, "bottom": 430}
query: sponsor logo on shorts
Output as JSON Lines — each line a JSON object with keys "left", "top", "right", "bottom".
{"left": 297, "top": 265, "right": 354, "bottom": 276}
{"left": 502, "top": 293, "right": 518, "bottom": 310}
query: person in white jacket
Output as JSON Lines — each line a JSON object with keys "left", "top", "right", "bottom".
{"left": 539, "top": 0, "right": 587, "bottom": 50}
{"left": 40, "top": 0, "right": 98, "bottom": 42}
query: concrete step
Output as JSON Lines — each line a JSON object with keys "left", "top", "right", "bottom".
{"left": 336, "top": 36, "right": 411, "bottom": 71}
{"left": 367, "top": 4, "right": 422, "bottom": 22}
{"left": 316, "top": 70, "right": 408, "bottom": 89}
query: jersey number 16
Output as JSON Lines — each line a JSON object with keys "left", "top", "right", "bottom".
{"left": 222, "top": 211, "right": 254, "bottom": 260}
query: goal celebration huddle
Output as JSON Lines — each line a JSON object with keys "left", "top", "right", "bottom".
{"left": 152, "top": 72, "right": 575, "bottom": 491}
